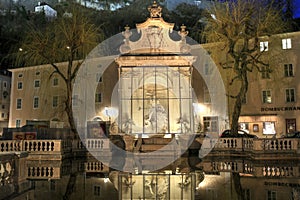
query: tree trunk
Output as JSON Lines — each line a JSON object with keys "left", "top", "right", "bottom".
{"left": 231, "top": 69, "right": 248, "bottom": 134}
{"left": 65, "top": 78, "right": 78, "bottom": 139}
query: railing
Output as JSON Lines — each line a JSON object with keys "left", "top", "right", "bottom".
{"left": 201, "top": 159, "right": 299, "bottom": 177}
{"left": 0, "top": 140, "right": 72, "bottom": 153}
{"left": 263, "top": 166, "right": 296, "bottom": 177}
{"left": 210, "top": 137, "right": 300, "bottom": 153}
{"left": 85, "top": 139, "right": 110, "bottom": 150}
{"left": 254, "top": 138, "right": 296, "bottom": 151}
{"left": 27, "top": 166, "right": 60, "bottom": 179}
{"left": 85, "top": 161, "right": 109, "bottom": 172}
{"left": 0, "top": 140, "right": 22, "bottom": 152}
{"left": 214, "top": 138, "right": 242, "bottom": 150}
{"left": 210, "top": 161, "right": 254, "bottom": 174}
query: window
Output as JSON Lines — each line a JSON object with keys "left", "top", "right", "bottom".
{"left": 242, "top": 94, "right": 247, "bottom": 104}
{"left": 53, "top": 78, "right": 59, "bottom": 86}
{"left": 33, "top": 96, "right": 39, "bottom": 109}
{"left": 243, "top": 188, "right": 251, "bottom": 200}
{"left": 284, "top": 64, "right": 294, "bottom": 77}
{"left": 16, "top": 119, "right": 21, "bottom": 128}
{"left": 18, "top": 73, "right": 23, "bottom": 78}
{"left": 204, "top": 62, "right": 212, "bottom": 75}
{"left": 203, "top": 116, "right": 218, "bottom": 132}
{"left": 35, "top": 71, "right": 40, "bottom": 76}
{"left": 94, "top": 185, "right": 101, "bottom": 196}
{"left": 2, "top": 105, "right": 5, "bottom": 109}
{"left": 282, "top": 38, "right": 292, "bottom": 49}
{"left": 262, "top": 90, "right": 272, "bottom": 104}
{"left": 16, "top": 98, "right": 22, "bottom": 109}
{"left": 286, "top": 118, "right": 296, "bottom": 134}
{"left": 3, "top": 81, "right": 7, "bottom": 89}
{"left": 17, "top": 82, "right": 23, "bottom": 90}
{"left": 260, "top": 41, "right": 268, "bottom": 52}
{"left": 95, "top": 93, "right": 102, "bottom": 103}
{"left": 239, "top": 123, "right": 249, "bottom": 133}
{"left": 263, "top": 122, "right": 276, "bottom": 135}
{"left": 50, "top": 180, "right": 55, "bottom": 191}
{"left": 204, "top": 87, "right": 211, "bottom": 103}
{"left": 267, "top": 190, "right": 276, "bottom": 200}
{"left": 72, "top": 95, "right": 78, "bottom": 107}
{"left": 1, "top": 113, "right": 4, "bottom": 118}
{"left": 261, "top": 66, "right": 270, "bottom": 79}
{"left": 285, "top": 88, "right": 295, "bottom": 102}
{"left": 34, "top": 80, "right": 40, "bottom": 88}
{"left": 52, "top": 96, "right": 58, "bottom": 108}
{"left": 96, "top": 73, "right": 102, "bottom": 82}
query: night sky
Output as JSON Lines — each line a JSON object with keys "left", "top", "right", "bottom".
{"left": 294, "top": 0, "right": 300, "bottom": 18}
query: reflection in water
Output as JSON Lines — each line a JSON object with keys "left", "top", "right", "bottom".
{"left": 0, "top": 149, "right": 300, "bottom": 200}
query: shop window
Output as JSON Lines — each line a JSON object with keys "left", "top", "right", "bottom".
{"left": 284, "top": 64, "right": 294, "bottom": 77}
{"left": 286, "top": 119, "right": 296, "bottom": 134}
{"left": 263, "top": 122, "right": 276, "bottom": 135}
{"left": 262, "top": 90, "right": 272, "bottom": 104}
{"left": 285, "top": 88, "right": 295, "bottom": 103}
{"left": 239, "top": 122, "right": 249, "bottom": 133}
{"left": 282, "top": 38, "right": 292, "bottom": 49}
{"left": 260, "top": 41, "right": 268, "bottom": 52}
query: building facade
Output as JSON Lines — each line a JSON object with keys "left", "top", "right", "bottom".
{"left": 8, "top": 2, "right": 300, "bottom": 139}
{"left": 0, "top": 70, "right": 11, "bottom": 134}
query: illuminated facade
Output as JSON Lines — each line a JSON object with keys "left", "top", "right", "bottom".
{"left": 7, "top": 2, "right": 300, "bottom": 139}
{"left": 202, "top": 31, "right": 300, "bottom": 138}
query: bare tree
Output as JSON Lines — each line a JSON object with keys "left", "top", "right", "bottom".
{"left": 16, "top": 4, "right": 101, "bottom": 136}
{"left": 203, "top": 0, "right": 289, "bottom": 134}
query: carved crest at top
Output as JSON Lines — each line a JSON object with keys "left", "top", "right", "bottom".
{"left": 119, "top": 1, "right": 193, "bottom": 55}
{"left": 148, "top": 1, "right": 162, "bottom": 18}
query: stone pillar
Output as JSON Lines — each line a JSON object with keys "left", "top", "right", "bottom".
{"left": 122, "top": 135, "right": 135, "bottom": 152}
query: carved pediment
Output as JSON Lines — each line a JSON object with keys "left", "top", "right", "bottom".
{"left": 119, "top": 1, "right": 191, "bottom": 55}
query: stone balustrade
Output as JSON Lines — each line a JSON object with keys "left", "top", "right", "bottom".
{"left": 85, "top": 161, "right": 109, "bottom": 173}
{"left": 253, "top": 138, "right": 297, "bottom": 151}
{"left": 209, "top": 160, "right": 254, "bottom": 174}
{"left": 262, "top": 166, "right": 296, "bottom": 177}
{"left": 85, "top": 139, "right": 110, "bottom": 150}
{"left": 0, "top": 140, "right": 72, "bottom": 153}
{"left": 208, "top": 137, "right": 300, "bottom": 153}
{"left": 201, "top": 159, "right": 300, "bottom": 177}
{"left": 0, "top": 140, "right": 22, "bottom": 152}
{"left": 27, "top": 166, "right": 60, "bottom": 179}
